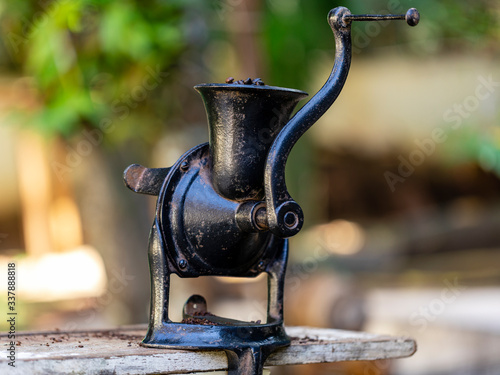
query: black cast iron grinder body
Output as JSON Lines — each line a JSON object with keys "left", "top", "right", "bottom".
{"left": 124, "top": 7, "right": 419, "bottom": 375}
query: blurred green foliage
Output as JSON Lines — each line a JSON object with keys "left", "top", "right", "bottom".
{"left": 261, "top": 0, "right": 500, "bottom": 89}
{"left": 0, "top": 0, "right": 204, "bottom": 142}
{"left": 259, "top": 0, "right": 500, "bottom": 181}
{"left": 261, "top": 0, "right": 342, "bottom": 89}
{"left": 416, "top": 0, "right": 499, "bottom": 50}
{"left": 0, "top": 0, "right": 498, "bottom": 146}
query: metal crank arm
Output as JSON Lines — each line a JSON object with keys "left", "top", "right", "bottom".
{"left": 264, "top": 7, "right": 420, "bottom": 238}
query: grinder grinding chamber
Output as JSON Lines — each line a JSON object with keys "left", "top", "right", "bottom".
{"left": 123, "top": 6, "right": 420, "bottom": 375}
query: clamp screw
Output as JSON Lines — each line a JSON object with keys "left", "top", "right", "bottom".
{"left": 179, "top": 259, "right": 187, "bottom": 269}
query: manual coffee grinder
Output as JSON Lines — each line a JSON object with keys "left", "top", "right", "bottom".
{"left": 124, "top": 6, "right": 420, "bottom": 374}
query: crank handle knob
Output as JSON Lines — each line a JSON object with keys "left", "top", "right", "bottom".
{"left": 405, "top": 8, "right": 420, "bottom": 27}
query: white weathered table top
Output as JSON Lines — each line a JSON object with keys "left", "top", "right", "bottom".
{"left": 1, "top": 325, "right": 416, "bottom": 374}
